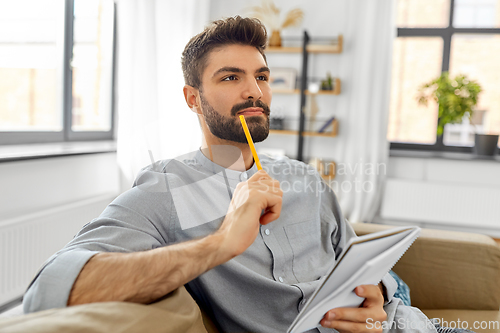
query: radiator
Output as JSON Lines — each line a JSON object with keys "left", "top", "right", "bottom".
{"left": 0, "top": 194, "right": 116, "bottom": 307}
{"left": 380, "top": 179, "right": 500, "bottom": 234}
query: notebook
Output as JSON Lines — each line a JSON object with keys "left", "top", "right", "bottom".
{"left": 287, "top": 226, "right": 421, "bottom": 333}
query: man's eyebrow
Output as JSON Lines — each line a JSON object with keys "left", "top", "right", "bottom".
{"left": 212, "top": 67, "right": 245, "bottom": 78}
{"left": 212, "top": 66, "right": 271, "bottom": 78}
{"left": 256, "top": 66, "right": 270, "bottom": 73}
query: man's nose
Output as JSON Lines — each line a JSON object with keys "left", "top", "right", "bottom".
{"left": 242, "top": 78, "right": 263, "bottom": 100}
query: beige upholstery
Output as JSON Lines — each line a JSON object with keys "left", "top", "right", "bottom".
{"left": 0, "top": 287, "right": 208, "bottom": 333}
{"left": 352, "top": 223, "right": 500, "bottom": 333}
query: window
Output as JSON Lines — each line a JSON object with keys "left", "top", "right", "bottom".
{"left": 0, "top": 0, "right": 115, "bottom": 145}
{"left": 388, "top": 0, "right": 500, "bottom": 152}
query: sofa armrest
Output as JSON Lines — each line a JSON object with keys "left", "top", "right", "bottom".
{"left": 352, "top": 223, "right": 500, "bottom": 311}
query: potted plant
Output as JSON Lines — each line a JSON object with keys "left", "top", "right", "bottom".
{"left": 417, "top": 72, "right": 497, "bottom": 156}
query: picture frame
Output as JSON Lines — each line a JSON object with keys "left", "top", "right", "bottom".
{"left": 269, "top": 68, "right": 297, "bottom": 90}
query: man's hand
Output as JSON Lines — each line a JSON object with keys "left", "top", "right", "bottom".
{"left": 217, "top": 170, "right": 282, "bottom": 257}
{"left": 320, "top": 284, "right": 387, "bottom": 333}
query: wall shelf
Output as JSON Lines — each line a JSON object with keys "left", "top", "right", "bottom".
{"left": 273, "top": 78, "right": 341, "bottom": 95}
{"left": 266, "top": 32, "right": 343, "bottom": 161}
{"left": 270, "top": 120, "right": 338, "bottom": 138}
{"left": 266, "top": 35, "right": 343, "bottom": 54}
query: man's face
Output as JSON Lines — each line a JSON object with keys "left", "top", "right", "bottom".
{"left": 198, "top": 44, "right": 272, "bottom": 143}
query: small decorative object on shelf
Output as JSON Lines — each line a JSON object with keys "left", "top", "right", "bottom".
{"left": 270, "top": 108, "right": 285, "bottom": 130}
{"left": 305, "top": 82, "right": 320, "bottom": 132}
{"left": 269, "top": 30, "right": 282, "bottom": 47}
{"left": 309, "top": 158, "right": 336, "bottom": 180}
{"left": 249, "top": 0, "right": 304, "bottom": 47}
{"left": 269, "top": 68, "right": 297, "bottom": 90}
{"left": 318, "top": 116, "right": 336, "bottom": 133}
{"left": 270, "top": 117, "right": 284, "bottom": 130}
{"left": 320, "top": 72, "right": 334, "bottom": 91}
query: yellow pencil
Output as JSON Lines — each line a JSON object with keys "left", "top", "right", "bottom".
{"left": 239, "top": 115, "right": 262, "bottom": 170}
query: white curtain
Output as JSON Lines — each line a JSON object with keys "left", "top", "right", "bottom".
{"left": 115, "top": 0, "right": 209, "bottom": 191}
{"left": 334, "top": 0, "right": 395, "bottom": 223}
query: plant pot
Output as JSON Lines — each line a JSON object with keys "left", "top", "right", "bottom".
{"left": 474, "top": 134, "right": 499, "bottom": 156}
{"left": 269, "top": 30, "right": 282, "bottom": 47}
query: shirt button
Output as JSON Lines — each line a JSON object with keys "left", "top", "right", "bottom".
{"left": 265, "top": 229, "right": 270, "bottom": 235}
{"left": 278, "top": 276, "right": 284, "bottom": 283}
{"left": 241, "top": 173, "right": 248, "bottom": 180}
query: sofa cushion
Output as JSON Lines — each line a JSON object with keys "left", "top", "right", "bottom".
{"left": 352, "top": 223, "right": 500, "bottom": 311}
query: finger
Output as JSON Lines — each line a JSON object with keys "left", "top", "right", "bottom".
{"left": 259, "top": 194, "right": 282, "bottom": 225}
{"left": 356, "top": 285, "right": 384, "bottom": 307}
{"left": 324, "top": 301, "right": 386, "bottom": 323}
{"left": 323, "top": 307, "right": 374, "bottom": 323}
{"left": 252, "top": 178, "right": 282, "bottom": 196}
{"left": 321, "top": 318, "right": 373, "bottom": 333}
{"left": 250, "top": 170, "right": 271, "bottom": 181}
{"left": 228, "top": 182, "right": 251, "bottom": 211}
{"left": 266, "top": 179, "right": 282, "bottom": 194}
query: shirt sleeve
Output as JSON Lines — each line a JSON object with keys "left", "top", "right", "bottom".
{"left": 23, "top": 249, "right": 99, "bottom": 313}
{"left": 380, "top": 272, "right": 398, "bottom": 304}
{"left": 383, "top": 298, "right": 438, "bottom": 333}
{"left": 23, "top": 171, "right": 173, "bottom": 313}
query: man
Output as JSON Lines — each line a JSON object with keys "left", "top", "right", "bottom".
{"left": 21, "top": 16, "right": 435, "bottom": 333}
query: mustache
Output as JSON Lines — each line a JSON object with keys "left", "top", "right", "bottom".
{"left": 230, "top": 100, "right": 271, "bottom": 116}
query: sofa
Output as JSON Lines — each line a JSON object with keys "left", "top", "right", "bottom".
{"left": 2, "top": 223, "right": 499, "bottom": 333}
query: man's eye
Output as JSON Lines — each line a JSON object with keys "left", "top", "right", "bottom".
{"left": 257, "top": 75, "right": 268, "bottom": 81}
{"left": 222, "top": 75, "right": 237, "bottom": 81}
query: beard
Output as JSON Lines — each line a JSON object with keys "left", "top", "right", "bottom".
{"left": 199, "top": 91, "right": 270, "bottom": 144}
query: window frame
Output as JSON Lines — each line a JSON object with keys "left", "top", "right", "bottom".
{"left": 390, "top": 0, "right": 500, "bottom": 153}
{"left": 0, "top": 0, "right": 116, "bottom": 145}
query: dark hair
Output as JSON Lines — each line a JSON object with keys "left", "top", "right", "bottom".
{"left": 181, "top": 16, "right": 268, "bottom": 89}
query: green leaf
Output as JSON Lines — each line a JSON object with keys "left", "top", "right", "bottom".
{"left": 416, "top": 72, "right": 483, "bottom": 135}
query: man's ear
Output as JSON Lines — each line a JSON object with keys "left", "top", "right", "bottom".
{"left": 183, "top": 85, "right": 202, "bottom": 115}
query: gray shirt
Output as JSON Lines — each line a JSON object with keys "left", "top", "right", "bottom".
{"left": 24, "top": 150, "right": 437, "bottom": 333}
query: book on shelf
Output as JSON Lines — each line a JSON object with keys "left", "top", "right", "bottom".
{"left": 317, "top": 116, "right": 336, "bottom": 133}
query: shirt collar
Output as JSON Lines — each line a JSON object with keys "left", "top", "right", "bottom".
{"left": 195, "top": 148, "right": 259, "bottom": 181}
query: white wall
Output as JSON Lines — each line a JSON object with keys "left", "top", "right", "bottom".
{"left": 0, "top": 153, "right": 120, "bottom": 306}
{"left": 0, "top": 153, "right": 120, "bottom": 220}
